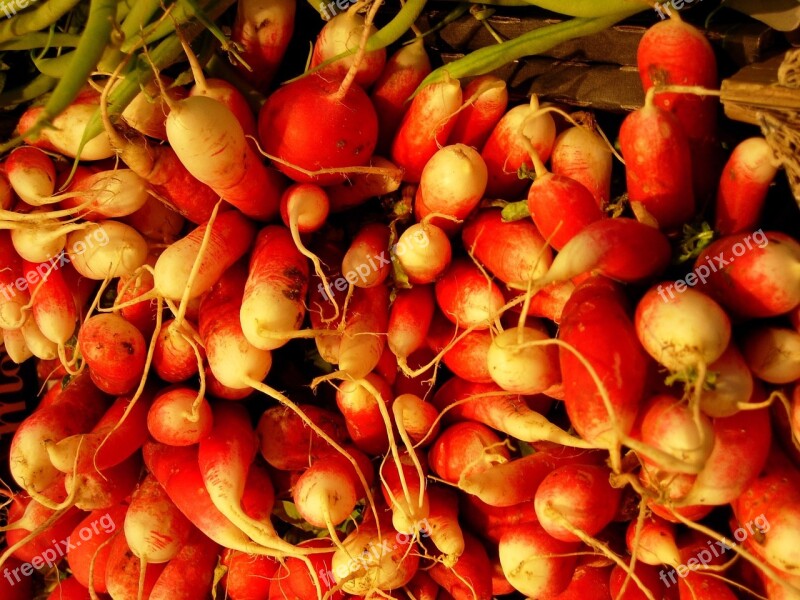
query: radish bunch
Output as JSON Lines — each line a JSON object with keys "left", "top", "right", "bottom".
{"left": 1, "top": 7, "right": 799, "bottom": 600}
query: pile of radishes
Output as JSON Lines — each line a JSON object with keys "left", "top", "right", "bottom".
{"left": 1, "top": 4, "right": 800, "bottom": 600}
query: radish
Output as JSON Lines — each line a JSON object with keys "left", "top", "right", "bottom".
{"left": 147, "top": 386, "right": 212, "bottom": 446}
{"left": 2, "top": 327, "right": 31, "bottom": 364}
{"left": 423, "top": 486, "right": 465, "bottom": 563}
{"left": 553, "top": 564, "right": 613, "bottom": 600}
{"left": 697, "top": 342, "right": 754, "bottom": 418}
{"left": 415, "top": 143, "right": 488, "bottom": 233}
{"left": 619, "top": 89, "right": 695, "bottom": 230}
{"left": 741, "top": 326, "right": 800, "bottom": 384}
{"left": 58, "top": 169, "right": 150, "bottom": 220}
{"left": 429, "top": 531, "right": 493, "bottom": 600}
{"left": 486, "top": 326, "right": 561, "bottom": 394}
{"left": 23, "top": 258, "right": 77, "bottom": 349}
{"left": 104, "top": 530, "right": 167, "bottom": 600}
{"left": 270, "top": 539, "right": 343, "bottom": 600}
{"left": 311, "top": 11, "right": 386, "bottom": 88}
{"left": 498, "top": 521, "right": 580, "bottom": 598}
{"left": 152, "top": 318, "right": 204, "bottom": 383}
{"left": 121, "top": 196, "right": 185, "bottom": 243}
{"left": 67, "top": 505, "right": 127, "bottom": 594}
{"left": 0, "top": 230, "right": 29, "bottom": 330}
{"left": 241, "top": 225, "right": 309, "bottom": 350}
{"left": 0, "top": 169, "right": 12, "bottom": 210}
{"left": 326, "top": 156, "right": 403, "bottom": 212}
{"left": 20, "top": 315, "right": 58, "bottom": 360}
{"left": 380, "top": 450, "right": 429, "bottom": 535}
{"left": 78, "top": 313, "right": 147, "bottom": 395}
{"left": 394, "top": 222, "right": 452, "bottom": 285}
{"left": 626, "top": 514, "right": 681, "bottom": 568}
{"left": 232, "top": 0, "right": 296, "bottom": 90}
{"left": 188, "top": 77, "right": 258, "bottom": 145}
{"left": 551, "top": 118, "right": 613, "bottom": 207}
{"left": 694, "top": 230, "right": 800, "bottom": 318}
{"left": 481, "top": 97, "right": 556, "bottom": 199}
{"left": 715, "top": 137, "right": 779, "bottom": 235}
{"left": 461, "top": 208, "right": 552, "bottom": 288}
{"left": 371, "top": 38, "right": 432, "bottom": 152}
{"left": 450, "top": 75, "right": 509, "bottom": 150}
{"left": 434, "top": 259, "right": 504, "bottom": 330}
{"left": 336, "top": 372, "right": 393, "bottom": 455}
{"left": 5, "top": 147, "right": 56, "bottom": 206}
{"left": 116, "top": 263, "right": 158, "bottom": 337}
{"left": 428, "top": 421, "right": 510, "bottom": 485}
{"left": 336, "top": 283, "right": 390, "bottom": 380}
{"left": 388, "top": 285, "right": 435, "bottom": 365}
{"left": 149, "top": 529, "right": 220, "bottom": 600}
{"left": 121, "top": 76, "right": 186, "bottom": 140}
{"left": 44, "top": 576, "right": 93, "bottom": 599}
{"left": 67, "top": 220, "right": 148, "bottom": 280}
{"left": 609, "top": 562, "right": 667, "bottom": 600}
{"left": 426, "top": 312, "right": 493, "bottom": 383}
{"left": 220, "top": 549, "right": 279, "bottom": 600}
{"left": 342, "top": 222, "right": 391, "bottom": 289}
{"left": 390, "top": 76, "right": 462, "bottom": 182}
{"left": 258, "top": 74, "right": 379, "bottom": 185}
{"left": 460, "top": 494, "right": 538, "bottom": 546}
{"left": 0, "top": 555, "right": 33, "bottom": 599}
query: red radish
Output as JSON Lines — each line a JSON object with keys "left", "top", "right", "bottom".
{"left": 311, "top": 12, "right": 386, "bottom": 88}
{"left": 166, "top": 94, "right": 285, "bottom": 220}
{"left": 423, "top": 486, "right": 465, "bottom": 562}
{"left": 0, "top": 554, "right": 34, "bottom": 599}
{"left": 0, "top": 230, "right": 29, "bottom": 330}
{"left": 280, "top": 183, "right": 329, "bottom": 234}
{"left": 486, "top": 326, "right": 561, "bottom": 394}
{"left": 342, "top": 222, "right": 391, "bottom": 288}
{"left": 635, "top": 285, "right": 731, "bottom": 374}
{"left": 426, "top": 313, "right": 493, "bottom": 383}
{"left": 677, "top": 573, "right": 737, "bottom": 600}
{"left": 3, "top": 327, "right": 32, "bottom": 364}
{"left": 336, "top": 372, "right": 393, "bottom": 455}
{"left": 428, "top": 421, "right": 510, "bottom": 485}
{"left": 559, "top": 276, "right": 648, "bottom": 449}
{"left": 450, "top": 75, "right": 509, "bottom": 150}
{"left": 67, "top": 505, "right": 127, "bottom": 594}
{"left": 147, "top": 386, "right": 212, "bottom": 446}
{"left": 742, "top": 326, "right": 800, "bottom": 384}
{"left": 551, "top": 121, "right": 613, "bottom": 207}
{"left": 626, "top": 514, "right": 681, "bottom": 568}
{"left": 380, "top": 450, "right": 429, "bottom": 534}
{"left": 697, "top": 342, "right": 754, "bottom": 417}
{"left": 694, "top": 230, "right": 800, "bottom": 318}
{"left": 121, "top": 196, "right": 185, "bottom": 243}
{"left": 124, "top": 474, "right": 193, "bottom": 565}
{"left": 78, "top": 313, "right": 147, "bottom": 395}
{"left": 371, "top": 39, "right": 432, "bottom": 152}
{"left": 121, "top": 76, "right": 186, "bottom": 140}
{"left": 429, "top": 531, "right": 493, "bottom": 600}
{"left": 394, "top": 222, "right": 452, "bottom": 284}
{"left": 45, "top": 576, "right": 93, "bottom": 599}
{"left": 270, "top": 538, "right": 343, "bottom": 600}
{"left": 257, "top": 403, "right": 347, "bottom": 470}
{"left": 152, "top": 319, "right": 203, "bottom": 383}
{"left": 391, "top": 76, "right": 462, "bottom": 182}
{"left": 117, "top": 265, "right": 158, "bottom": 337}
{"left": 637, "top": 17, "right": 719, "bottom": 202}
{"left": 20, "top": 315, "right": 58, "bottom": 360}
{"left": 149, "top": 529, "right": 220, "bottom": 600}
{"left": 609, "top": 562, "right": 667, "bottom": 600}
{"left": 66, "top": 220, "right": 148, "bottom": 280}
{"left": 104, "top": 530, "right": 167, "bottom": 600}
{"left": 460, "top": 494, "right": 538, "bottom": 546}
{"left": 326, "top": 156, "right": 403, "bottom": 212}
{"left": 259, "top": 74, "right": 378, "bottom": 185}
{"left": 0, "top": 169, "right": 12, "bottom": 210}
{"left": 5, "top": 147, "right": 56, "bottom": 205}
{"left": 232, "top": 0, "right": 295, "bottom": 90}
{"left": 481, "top": 98, "right": 556, "bottom": 199}
{"left": 337, "top": 283, "right": 390, "bottom": 379}
{"left": 241, "top": 225, "right": 309, "bottom": 350}
{"left": 538, "top": 218, "right": 672, "bottom": 288}
{"left": 715, "top": 137, "right": 778, "bottom": 235}
{"left": 388, "top": 285, "right": 435, "bottom": 363}
{"left": 461, "top": 208, "right": 552, "bottom": 288}
{"left": 189, "top": 77, "right": 257, "bottom": 144}
{"left": 498, "top": 521, "right": 580, "bottom": 598}
{"left": 534, "top": 463, "right": 621, "bottom": 542}
{"left": 220, "top": 549, "right": 279, "bottom": 600}
{"left": 458, "top": 446, "right": 605, "bottom": 508}
{"left": 403, "top": 572, "right": 440, "bottom": 600}
{"left": 23, "top": 258, "right": 77, "bottom": 346}
{"left": 9, "top": 372, "right": 107, "bottom": 496}
{"left": 415, "top": 143, "right": 488, "bottom": 233}
{"left": 58, "top": 169, "right": 150, "bottom": 220}
{"left": 154, "top": 210, "right": 256, "bottom": 301}
{"left": 552, "top": 564, "right": 612, "bottom": 600}
{"left": 435, "top": 259, "right": 504, "bottom": 330}
{"left": 65, "top": 453, "right": 142, "bottom": 511}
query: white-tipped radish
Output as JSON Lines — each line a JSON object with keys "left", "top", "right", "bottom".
{"left": 742, "top": 327, "right": 800, "bottom": 384}
{"left": 67, "top": 220, "right": 148, "bottom": 280}
{"left": 487, "top": 327, "right": 560, "bottom": 394}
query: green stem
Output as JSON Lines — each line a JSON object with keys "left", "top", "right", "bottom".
{"left": 407, "top": 3, "right": 469, "bottom": 43}
{"left": 0, "top": 32, "right": 81, "bottom": 50}
{"left": 416, "top": 10, "right": 641, "bottom": 91}
{"left": 98, "top": 0, "right": 163, "bottom": 72}
{"left": 0, "top": 0, "right": 117, "bottom": 154}
{"left": 0, "top": 73, "right": 57, "bottom": 107}
{"left": 120, "top": 0, "right": 222, "bottom": 54}
{"left": 287, "top": 0, "right": 428, "bottom": 83}
{"left": 0, "top": 0, "right": 82, "bottom": 44}
{"left": 501, "top": 200, "right": 530, "bottom": 222}
{"left": 32, "top": 51, "right": 76, "bottom": 78}
{"left": 452, "top": 0, "right": 648, "bottom": 15}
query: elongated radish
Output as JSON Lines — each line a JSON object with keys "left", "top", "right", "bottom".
{"left": 149, "top": 528, "right": 220, "bottom": 600}
{"left": 121, "top": 76, "right": 186, "bottom": 140}
{"left": 430, "top": 531, "right": 493, "bottom": 600}
{"left": 270, "top": 538, "right": 343, "bottom": 600}
{"left": 461, "top": 208, "right": 552, "bottom": 288}
{"left": 66, "top": 505, "right": 126, "bottom": 594}
{"left": 189, "top": 78, "right": 258, "bottom": 144}
{"left": 6, "top": 147, "right": 56, "bottom": 206}
{"left": 58, "top": 169, "right": 150, "bottom": 220}
{"left": 551, "top": 121, "right": 613, "bottom": 207}
{"left": 121, "top": 196, "right": 185, "bottom": 243}
{"left": 259, "top": 74, "right": 378, "bottom": 185}
{"left": 338, "top": 283, "right": 390, "bottom": 379}
{"left": 388, "top": 285, "right": 435, "bottom": 362}
{"left": 426, "top": 312, "right": 493, "bottom": 383}
{"left": 336, "top": 372, "right": 393, "bottom": 455}
{"left": 67, "top": 220, "right": 148, "bottom": 280}
{"left": 78, "top": 313, "right": 147, "bottom": 395}
{"left": 423, "top": 486, "right": 464, "bottom": 563}
{"left": 311, "top": 11, "right": 386, "bottom": 88}
{"left": 20, "top": 315, "right": 58, "bottom": 360}
{"left": 371, "top": 38, "right": 432, "bottom": 152}
{"left": 23, "top": 258, "right": 77, "bottom": 346}
{"left": 742, "top": 326, "right": 800, "bottom": 384}
{"left": 715, "top": 137, "right": 778, "bottom": 235}
{"left": 460, "top": 494, "right": 538, "bottom": 546}
{"left": 391, "top": 76, "right": 462, "bottom": 182}
{"left": 104, "top": 528, "right": 167, "bottom": 600}
{"left": 232, "top": 0, "right": 296, "bottom": 89}
{"left": 342, "top": 222, "right": 391, "bottom": 288}
{"left": 435, "top": 259, "right": 504, "bottom": 330}
{"left": 381, "top": 450, "right": 429, "bottom": 534}
{"left": 220, "top": 549, "right": 279, "bottom": 600}
{"left": 116, "top": 261, "right": 158, "bottom": 337}
{"left": 450, "top": 75, "right": 509, "bottom": 150}
{"left": 152, "top": 318, "right": 203, "bottom": 383}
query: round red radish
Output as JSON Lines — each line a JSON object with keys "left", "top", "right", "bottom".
{"left": 487, "top": 326, "right": 560, "bottom": 394}
{"left": 78, "top": 313, "right": 147, "bottom": 395}
{"left": 435, "top": 259, "right": 505, "bottom": 330}
{"left": 147, "top": 386, "right": 213, "bottom": 446}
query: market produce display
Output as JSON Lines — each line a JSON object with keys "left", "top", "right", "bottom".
{"left": 0, "top": 1, "right": 799, "bottom": 598}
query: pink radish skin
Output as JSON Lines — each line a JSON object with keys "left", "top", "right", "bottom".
{"left": 61, "top": 169, "right": 150, "bottom": 220}
{"left": 698, "top": 342, "right": 753, "bottom": 418}
{"left": 551, "top": 124, "right": 612, "bottom": 207}
{"left": 429, "top": 421, "right": 510, "bottom": 484}
{"left": 154, "top": 210, "right": 256, "bottom": 301}
{"left": 117, "top": 266, "right": 157, "bottom": 337}
{"left": 715, "top": 137, "right": 778, "bottom": 235}
{"left": 78, "top": 313, "right": 147, "bottom": 395}
{"left": 270, "top": 539, "right": 344, "bottom": 600}
{"left": 559, "top": 276, "right": 648, "bottom": 448}
{"left": 429, "top": 531, "right": 493, "bottom": 600}
{"left": 380, "top": 451, "right": 430, "bottom": 533}
{"left": 371, "top": 39, "right": 432, "bottom": 153}
{"left": 388, "top": 285, "right": 435, "bottom": 360}
{"left": 435, "top": 259, "right": 505, "bottom": 330}
{"left": 481, "top": 99, "right": 556, "bottom": 199}
{"left": 391, "top": 77, "right": 462, "bottom": 182}
{"left": 395, "top": 222, "right": 451, "bottom": 284}
{"left": 6, "top": 146, "right": 56, "bottom": 205}
{"left": 66, "top": 505, "right": 127, "bottom": 594}
{"left": 426, "top": 312, "right": 493, "bottom": 383}
{"left": 450, "top": 75, "right": 509, "bottom": 150}
{"left": 311, "top": 12, "right": 386, "bottom": 88}
{"left": 534, "top": 463, "right": 622, "bottom": 542}
{"left": 342, "top": 222, "right": 391, "bottom": 288}
{"left": 619, "top": 98, "right": 695, "bottom": 231}
{"left": 231, "top": 0, "right": 295, "bottom": 90}
{"left": 258, "top": 74, "right": 378, "bottom": 185}
{"left": 149, "top": 529, "right": 221, "bottom": 600}
{"left": 121, "top": 76, "right": 186, "bottom": 140}
{"left": 694, "top": 230, "right": 800, "bottom": 318}
{"left": 336, "top": 372, "right": 393, "bottom": 455}
{"left": 462, "top": 208, "right": 552, "bottom": 288}
{"left": 241, "top": 225, "right": 309, "bottom": 350}
{"left": 626, "top": 515, "right": 681, "bottom": 568}
{"left": 147, "top": 386, "right": 213, "bottom": 446}
{"left": 527, "top": 174, "right": 605, "bottom": 250}
{"left": 280, "top": 183, "right": 329, "bottom": 233}
{"left": 152, "top": 319, "right": 204, "bottom": 383}
{"left": 499, "top": 521, "right": 579, "bottom": 598}
{"left": 23, "top": 259, "right": 77, "bottom": 345}
{"left": 121, "top": 196, "right": 185, "bottom": 242}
